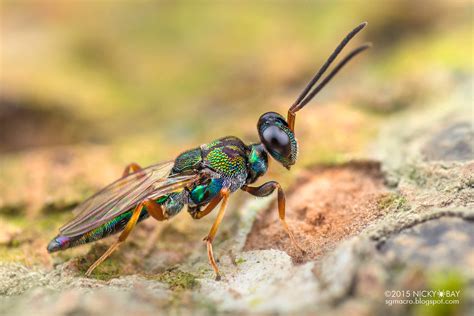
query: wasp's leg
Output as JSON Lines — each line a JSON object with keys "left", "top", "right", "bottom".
{"left": 122, "top": 162, "right": 143, "bottom": 177}
{"left": 143, "top": 195, "right": 184, "bottom": 256}
{"left": 205, "top": 188, "right": 230, "bottom": 281}
{"left": 142, "top": 201, "right": 168, "bottom": 256}
{"left": 85, "top": 199, "right": 167, "bottom": 276}
{"left": 188, "top": 188, "right": 230, "bottom": 280}
{"left": 143, "top": 199, "right": 167, "bottom": 221}
{"left": 242, "top": 182, "right": 305, "bottom": 253}
{"left": 188, "top": 193, "right": 224, "bottom": 220}
{"left": 85, "top": 201, "right": 144, "bottom": 276}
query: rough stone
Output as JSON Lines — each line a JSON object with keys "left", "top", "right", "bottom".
{"left": 378, "top": 217, "right": 474, "bottom": 268}
{"left": 1, "top": 78, "right": 473, "bottom": 315}
{"left": 422, "top": 121, "right": 473, "bottom": 162}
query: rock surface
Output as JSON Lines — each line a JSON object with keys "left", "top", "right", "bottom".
{"left": 0, "top": 80, "right": 472, "bottom": 315}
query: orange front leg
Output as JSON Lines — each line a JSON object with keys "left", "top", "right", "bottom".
{"left": 242, "top": 182, "right": 305, "bottom": 253}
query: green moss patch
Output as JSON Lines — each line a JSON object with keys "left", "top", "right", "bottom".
{"left": 74, "top": 244, "right": 124, "bottom": 281}
{"left": 377, "top": 193, "right": 409, "bottom": 212}
{"left": 149, "top": 269, "right": 199, "bottom": 291}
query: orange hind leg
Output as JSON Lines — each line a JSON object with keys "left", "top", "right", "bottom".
{"left": 85, "top": 162, "right": 173, "bottom": 276}
{"left": 122, "top": 162, "right": 143, "bottom": 177}
{"left": 85, "top": 199, "right": 167, "bottom": 277}
{"left": 190, "top": 188, "right": 230, "bottom": 280}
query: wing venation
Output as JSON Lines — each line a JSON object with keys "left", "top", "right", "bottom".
{"left": 59, "top": 161, "right": 197, "bottom": 237}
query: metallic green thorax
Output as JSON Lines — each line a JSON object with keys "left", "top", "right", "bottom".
{"left": 170, "top": 136, "right": 269, "bottom": 209}
{"left": 247, "top": 143, "right": 268, "bottom": 183}
{"left": 168, "top": 136, "right": 271, "bottom": 212}
{"left": 172, "top": 148, "right": 201, "bottom": 174}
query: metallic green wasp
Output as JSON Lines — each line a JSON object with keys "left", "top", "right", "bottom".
{"left": 48, "top": 22, "right": 370, "bottom": 280}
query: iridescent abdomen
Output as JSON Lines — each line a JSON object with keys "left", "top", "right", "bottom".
{"left": 47, "top": 208, "right": 150, "bottom": 252}
{"left": 46, "top": 194, "right": 183, "bottom": 252}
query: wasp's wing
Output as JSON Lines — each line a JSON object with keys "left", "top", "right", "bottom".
{"left": 69, "top": 161, "right": 175, "bottom": 219}
{"left": 60, "top": 161, "right": 198, "bottom": 237}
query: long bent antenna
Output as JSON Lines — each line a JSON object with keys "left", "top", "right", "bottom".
{"left": 287, "top": 22, "right": 371, "bottom": 132}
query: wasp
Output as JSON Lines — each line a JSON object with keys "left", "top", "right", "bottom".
{"left": 47, "top": 22, "right": 370, "bottom": 280}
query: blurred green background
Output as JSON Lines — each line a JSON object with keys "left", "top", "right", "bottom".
{"left": 2, "top": 0, "right": 471, "bottom": 167}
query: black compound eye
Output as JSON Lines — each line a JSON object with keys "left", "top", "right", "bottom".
{"left": 262, "top": 125, "right": 290, "bottom": 156}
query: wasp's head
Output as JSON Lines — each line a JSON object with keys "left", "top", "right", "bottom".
{"left": 256, "top": 22, "right": 370, "bottom": 171}
{"left": 257, "top": 112, "right": 297, "bottom": 170}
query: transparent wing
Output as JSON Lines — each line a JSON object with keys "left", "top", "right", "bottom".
{"left": 68, "top": 161, "right": 175, "bottom": 220}
{"left": 60, "top": 161, "right": 198, "bottom": 237}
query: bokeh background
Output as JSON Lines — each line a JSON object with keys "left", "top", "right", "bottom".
{"left": 0, "top": 1, "right": 473, "bottom": 314}
{"left": 2, "top": 1, "right": 471, "bottom": 163}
